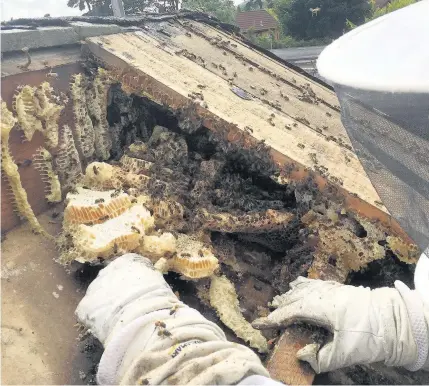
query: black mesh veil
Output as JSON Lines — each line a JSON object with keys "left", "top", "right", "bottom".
{"left": 334, "top": 85, "right": 429, "bottom": 253}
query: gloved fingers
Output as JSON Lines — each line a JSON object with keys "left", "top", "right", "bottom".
{"left": 252, "top": 301, "right": 332, "bottom": 331}
{"left": 280, "top": 278, "right": 343, "bottom": 308}
{"left": 296, "top": 343, "right": 321, "bottom": 373}
{"left": 296, "top": 341, "right": 335, "bottom": 374}
{"left": 289, "top": 276, "right": 314, "bottom": 290}
{"left": 288, "top": 276, "right": 342, "bottom": 291}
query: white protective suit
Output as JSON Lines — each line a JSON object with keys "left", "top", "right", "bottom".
{"left": 76, "top": 252, "right": 429, "bottom": 384}
{"left": 76, "top": 1, "right": 429, "bottom": 384}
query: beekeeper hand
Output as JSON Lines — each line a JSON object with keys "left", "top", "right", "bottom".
{"left": 253, "top": 276, "right": 429, "bottom": 374}
{"left": 76, "top": 253, "right": 270, "bottom": 385}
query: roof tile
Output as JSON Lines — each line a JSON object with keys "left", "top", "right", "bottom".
{"left": 236, "top": 9, "right": 279, "bottom": 32}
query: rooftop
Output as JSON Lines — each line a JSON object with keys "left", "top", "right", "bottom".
{"left": 236, "top": 9, "right": 279, "bottom": 32}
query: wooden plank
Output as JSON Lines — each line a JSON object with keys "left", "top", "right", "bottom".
{"left": 266, "top": 326, "right": 316, "bottom": 385}
{"left": 86, "top": 32, "right": 412, "bottom": 243}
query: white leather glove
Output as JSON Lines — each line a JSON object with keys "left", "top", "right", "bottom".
{"left": 253, "top": 276, "right": 429, "bottom": 374}
{"left": 76, "top": 254, "right": 269, "bottom": 385}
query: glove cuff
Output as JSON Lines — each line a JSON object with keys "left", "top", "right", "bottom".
{"left": 395, "top": 280, "right": 429, "bottom": 371}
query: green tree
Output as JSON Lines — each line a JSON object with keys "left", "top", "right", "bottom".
{"left": 244, "top": 0, "right": 263, "bottom": 10}
{"left": 286, "top": 0, "right": 371, "bottom": 39}
{"left": 272, "top": 0, "right": 292, "bottom": 34}
{"left": 67, "top": 0, "right": 179, "bottom": 15}
{"left": 367, "top": 0, "right": 416, "bottom": 21}
{"left": 182, "top": 0, "right": 237, "bottom": 24}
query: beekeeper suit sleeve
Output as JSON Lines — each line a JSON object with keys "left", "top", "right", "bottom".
{"left": 253, "top": 253, "right": 429, "bottom": 374}
{"left": 75, "top": 253, "right": 275, "bottom": 385}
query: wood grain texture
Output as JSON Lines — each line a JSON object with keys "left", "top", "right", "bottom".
{"left": 266, "top": 326, "right": 316, "bottom": 385}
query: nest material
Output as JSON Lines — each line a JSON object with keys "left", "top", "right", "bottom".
{"left": 1, "top": 101, "right": 51, "bottom": 238}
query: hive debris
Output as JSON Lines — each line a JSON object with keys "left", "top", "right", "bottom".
{"left": 63, "top": 187, "right": 132, "bottom": 227}
{"left": 70, "top": 73, "right": 95, "bottom": 158}
{"left": 1, "top": 101, "right": 51, "bottom": 238}
{"left": 197, "top": 209, "right": 295, "bottom": 233}
{"left": 210, "top": 275, "right": 268, "bottom": 353}
{"left": 386, "top": 236, "right": 419, "bottom": 264}
{"left": 303, "top": 210, "right": 386, "bottom": 283}
{"left": 33, "top": 147, "right": 62, "bottom": 203}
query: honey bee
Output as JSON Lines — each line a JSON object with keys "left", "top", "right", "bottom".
{"left": 131, "top": 226, "right": 141, "bottom": 234}
{"left": 95, "top": 198, "right": 105, "bottom": 204}
{"left": 113, "top": 243, "right": 119, "bottom": 254}
{"left": 169, "top": 304, "right": 180, "bottom": 316}
{"left": 139, "top": 378, "right": 150, "bottom": 385}
{"left": 93, "top": 165, "right": 99, "bottom": 175}
{"left": 157, "top": 329, "right": 172, "bottom": 338}
{"left": 155, "top": 321, "right": 166, "bottom": 329}
{"left": 111, "top": 189, "right": 121, "bottom": 198}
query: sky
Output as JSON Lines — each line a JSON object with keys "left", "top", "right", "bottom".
{"left": 0, "top": 0, "right": 244, "bottom": 21}
{"left": 1, "top": 0, "right": 82, "bottom": 21}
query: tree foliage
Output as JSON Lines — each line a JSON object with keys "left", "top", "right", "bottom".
{"left": 244, "top": 0, "right": 264, "bottom": 10}
{"left": 67, "top": 0, "right": 179, "bottom": 15}
{"left": 272, "top": 0, "right": 292, "bottom": 34}
{"left": 367, "top": 0, "right": 416, "bottom": 21}
{"left": 284, "top": 0, "right": 371, "bottom": 39}
{"left": 182, "top": 0, "right": 237, "bottom": 24}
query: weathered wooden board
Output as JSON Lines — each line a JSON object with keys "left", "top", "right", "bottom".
{"left": 86, "top": 28, "right": 411, "bottom": 242}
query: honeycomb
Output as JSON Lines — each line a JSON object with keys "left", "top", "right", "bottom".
{"left": 168, "top": 248, "right": 219, "bottom": 279}
{"left": 63, "top": 187, "right": 132, "bottom": 226}
{"left": 33, "top": 147, "right": 62, "bottom": 203}
{"left": 33, "top": 82, "right": 64, "bottom": 149}
{"left": 68, "top": 204, "right": 153, "bottom": 263}
{"left": 138, "top": 232, "right": 177, "bottom": 262}
{"left": 1, "top": 101, "right": 51, "bottom": 238}
{"left": 86, "top": 69, "right": 112, "bottom": 160}
{"left": 303, "top": 210, "right": 386, "bottom": 283}
{"left": 14, "top": 82, "right": 64, "bottom": 150}
{"left": 13, "top": 85, "right": 42, "bottom": 142}
{"left": 83, "top": 162, "right": 120, "bottom": 190}
{"left": 210, "top": 275, "right": 268, "bottom": 353}
{"left": 152, "top": 199, "right": 185, "bottom": 229}
{"left": 54, "top": 125, "right": 83, "bottom": 191}
{"left": 70, "top": 73, "right": 95, "bottom": 158}
{"left": 154, "top": 233, "right": 219, "bottom": 279}
{"left": 83, "top": 161, "right": 151, "bottom": 191}
{"left": 197, "top": 208, "right": 295, "bottom": 233}
{"left": 120, "top": 154, "right": 153, "bottom": 174}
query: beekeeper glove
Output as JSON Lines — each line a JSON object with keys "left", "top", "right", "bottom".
{"left": 253, "top": 276, "right": 429, "bottom": 374}
{"left": 76, "top": 253, "right": 269, "bottom": 385}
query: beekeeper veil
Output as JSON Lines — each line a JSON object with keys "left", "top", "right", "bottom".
{"left": 317, "top": 1, "right": 429, "bottom": 257}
